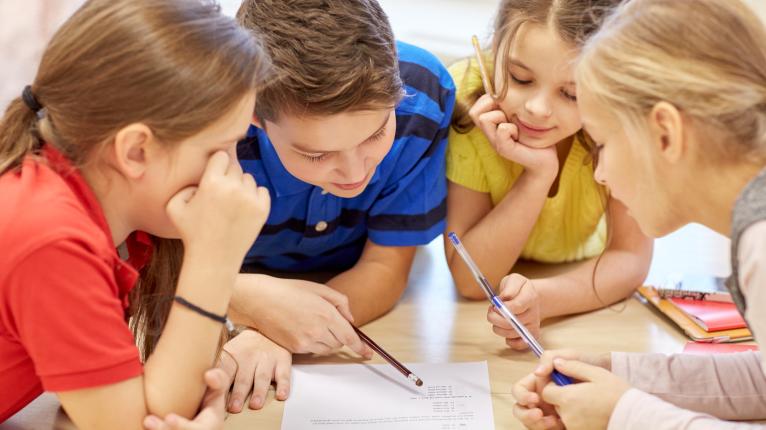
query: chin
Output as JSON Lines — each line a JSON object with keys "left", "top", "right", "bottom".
{"left": 517, "top": 135, "right": 558, "bottom": 149}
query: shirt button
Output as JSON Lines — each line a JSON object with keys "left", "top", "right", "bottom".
{"left": 315, "top": 221, "right": 328, "bottom": 232}
{"left": 321, "top": 189, "right": 329, "bottom": 195}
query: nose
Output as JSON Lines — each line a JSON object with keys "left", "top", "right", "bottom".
{"left": 334, "top": 149, "right": 367, "bottom": 183}
{"left": 524, "top": 90, "right": 552, "bottom": 118}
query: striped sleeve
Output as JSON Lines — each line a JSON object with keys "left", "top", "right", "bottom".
{"left": 367, "top": 42, "right": 456, "bottom": 247}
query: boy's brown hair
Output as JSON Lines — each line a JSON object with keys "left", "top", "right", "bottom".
{"left": 237, "top": 0, "right": 404, "bottom": 121}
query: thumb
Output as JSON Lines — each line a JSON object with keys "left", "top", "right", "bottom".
{"left": 166, "top": 186, "right": 197, "bottom": 222}
{"left": 552, "top": 358, "right": 605, "bottom": 382}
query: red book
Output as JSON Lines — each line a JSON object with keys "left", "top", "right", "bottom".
{"left": 684, "top": 341, "right": 759, "bottom": 354}
{"left": 668, "top": 298, "right": 747, "bottom": 331}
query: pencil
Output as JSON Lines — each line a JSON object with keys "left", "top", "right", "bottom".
{"left": 352, "top": 325, "right": 423, "bottom": 387}
{"left": 471, "top": 35, "right": 497, "bottom": 99}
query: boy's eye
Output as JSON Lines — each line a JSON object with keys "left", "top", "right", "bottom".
{"left": 510, "top": 74, "right": 532, "bottom": 85}
{"left": 300, "top": 153, "right": 327, "bottom": 162}
{"left": 366, "top": 127, "right": 386, "bottom": 144}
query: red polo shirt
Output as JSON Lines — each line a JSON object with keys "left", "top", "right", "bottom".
{"left": 0, "top": 145, "right": 149, "bottom": 422}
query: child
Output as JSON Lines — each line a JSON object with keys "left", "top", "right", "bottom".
{"left": 0, "top": 0, "right": 271, "bottom": 428}
{"left": 513, "top": 0, "right": 766, "bottom": 428}
{"left": 445, "top": 0, "right": 653, "bottom": 350}
{"left": 219, "top": 0, "right": 456, "bottom": 413}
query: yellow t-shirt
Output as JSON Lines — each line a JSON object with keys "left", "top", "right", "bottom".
{"left": 446, "top": 59, "right": 607, "bottom": 263}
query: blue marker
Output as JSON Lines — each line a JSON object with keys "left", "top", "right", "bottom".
{"left": 447, "top": 232, "right": 573, "bottom": 386}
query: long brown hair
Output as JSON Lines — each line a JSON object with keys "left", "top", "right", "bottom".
{"left": 0, "top": 0, "right": 270, "bottom": 359}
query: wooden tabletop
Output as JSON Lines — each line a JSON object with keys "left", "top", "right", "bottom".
{"left": 5, "top": 231, "right": 725, "bottom": 430}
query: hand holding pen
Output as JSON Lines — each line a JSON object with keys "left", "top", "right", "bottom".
{"left": 448, "top": 232, "right": 573, "bottom": 386}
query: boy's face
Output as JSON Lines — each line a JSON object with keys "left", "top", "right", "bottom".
{"left": 260, "top": 109, "right": 396, "bottom": 198}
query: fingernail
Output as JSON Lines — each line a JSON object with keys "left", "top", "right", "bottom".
{"left": 251, "top": 396, "right": 262, "bottom": 409}
{"left": 553, "top": 358, "right": 565, "bottom": 367}
{"left": 144, "top": 416, "right": 160, "bottom": 429}
{"left": 229, "top": 399, "right": 242, "bottom": 412}
{"left": 535, "top": 364, "right": 545, "bottom": 374}
{"left": 277, "top": 389, "right": 287, "bottom": 399}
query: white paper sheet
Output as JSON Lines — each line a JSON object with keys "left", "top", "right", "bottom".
{"left": 281, "top": 361, "right": 495, "bottom": 430}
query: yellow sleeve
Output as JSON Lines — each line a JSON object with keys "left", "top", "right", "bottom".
{"left": 446, "top": 127, "right": 490, "bottom": 193}
{"left": 445, "top": 59, "right": 490, "bottom": 193}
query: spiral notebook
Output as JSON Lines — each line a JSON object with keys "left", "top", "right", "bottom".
{"left": 636, "top": 286, "right": 752, "bottom": 342}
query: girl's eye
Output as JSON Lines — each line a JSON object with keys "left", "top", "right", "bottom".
{"left": 562, "top": 89, "right": 577, "bottom": 102}
{"left": 510, "top": 74, "right": 532, "bottom": 85}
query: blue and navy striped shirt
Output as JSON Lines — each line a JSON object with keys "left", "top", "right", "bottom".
{"left": 237, "top": 41, "right": 456, "bottom": 272}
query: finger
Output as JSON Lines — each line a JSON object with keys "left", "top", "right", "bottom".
{"left": 512, "top": 403, "right": 548, "bottom": 430}
{"left": 143, "top": 415, "right": 168, "bottom": 430}
{"left": 327, "top": 321, "right": 372, "bottom": 359}
{"left": 165, "top": 186, "right": 197, "bottom": 221}
{"left": 504, "top": 288, "right": 536, "bottom": 315}
{"left": 274, "top": 353, "right": 292, "bottom": 401}
{"left": 487, "top": 306, "right": 536, "bottom": 330}
{"left": 552, "top": 358, "right": 606, "bottom": 382}
{"left": 228, "top": 358, "right": 256, "bottom": 413}
{"left": 496, "top": 121, "right": 519, "bottom": 142}
{"left": 311, "top": 286, "right": 355, "bottom": 323}
{"left": 241, "top": 172, "right": 257, "bottom": 190}
{"left": 535, "top": 350, "right": 580, "bottom": 377}
{"left": 476, "top": 110, "right": 508, "bottom": 141}
{"left": 511, "top": 373, "right": 540, "bottom": 406}
{"left": 497, "top": 274, "right": 528, "bottom": 300}
{"left": 200, "top": 151, "right": 231, "bottom": 184}
{"left": 506, "top": 337, "right": 530, "bottom": 351}
{"left": 309, "top": 340, "right": 336, "bottom": 356}
{"left": 468, "top": 94, "right": 500, "bottom": 122}
{"left": 249, "top": 359, "right": 275, "bottom": 410}
{"left": 217, "top": 350, "right": 238, "bottom": 383}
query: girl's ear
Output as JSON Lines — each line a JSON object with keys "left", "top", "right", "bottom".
{"left": 648, "top": 101, "right": 685, "bottom": 164}
{"left": 112, "top": 123, "right": 155, "bottom": 179}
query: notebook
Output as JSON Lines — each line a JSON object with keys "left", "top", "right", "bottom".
{"left": 655, "top": 274, "right": 732, "bottom": 303}
{"left": 667, "top": 298, "right": 747, "bottom": 331}
{"left": 636, "top": 286, "right": 752, "bottom": 342}
{"left": 683, "top": 341, "right": 759, "bottom": 354}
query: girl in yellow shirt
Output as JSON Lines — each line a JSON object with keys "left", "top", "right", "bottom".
{"left": 445, "top": 0, "right": 653, "bottom": 350}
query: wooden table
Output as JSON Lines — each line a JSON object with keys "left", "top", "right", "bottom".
{"left": 3, "top": 236, "right": 711, "bottom": 430}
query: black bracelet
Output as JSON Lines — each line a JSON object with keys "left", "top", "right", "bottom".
{"left": 174, "top": 296, "right": 228, "bottom": 325}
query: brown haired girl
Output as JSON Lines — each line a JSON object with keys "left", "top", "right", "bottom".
{"left": 445, "top": 0, "right": 653, "bottom": 350}
{"left": 0, "top": 0, "right": 270, "bottom": 428}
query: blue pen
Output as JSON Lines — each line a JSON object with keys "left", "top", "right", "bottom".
{"left": 447, "top": 232, "right": 573, "bottom": 386}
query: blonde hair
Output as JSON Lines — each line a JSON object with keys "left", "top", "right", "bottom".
{"left": 0, "top": 0, "right": 270, "bottom": 359}
{"left": 577, "top": 0, "right": 766, "bottom": 164}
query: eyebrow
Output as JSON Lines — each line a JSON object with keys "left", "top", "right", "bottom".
{"left": 291, "top": 116, "right": 389, "bottom": 155}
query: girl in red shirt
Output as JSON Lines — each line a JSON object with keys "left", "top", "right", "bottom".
{"left": 0, "top": 0, "right": 271, "bottom": 428}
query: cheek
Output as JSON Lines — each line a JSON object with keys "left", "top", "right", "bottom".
{"left": 556, "top": 104, "right": 582, "bottom": 136}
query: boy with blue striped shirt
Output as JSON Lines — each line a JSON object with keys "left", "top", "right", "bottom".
{"left": 220, "top": 0, "right": 455, "bottom": 412}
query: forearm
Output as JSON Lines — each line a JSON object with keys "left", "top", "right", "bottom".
{"left": 535, "top": 246, "right": 650, "bottom": 319}
{"left": 447, "top": 171, "right": 551, "bottom": 298}
{"left": 143, "top": 252, "right": 238, "bottom": 417}
{"left": 326, "top": 259, "right": 408, "bottom": 325}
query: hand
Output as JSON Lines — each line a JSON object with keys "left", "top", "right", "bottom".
{"left": 540, "top": 358, "right": 630, "bottom": 430}
{"left": 143, "top": 368, "right": 230, "bottom": 430}
{"left": 488, "top": 274, "right": 541, "bottom": 350}
{"left": 166, "top": 151, "right": 271, "bottom": 264}
{"left": 468, "top": 94, "right": 558, "bottom": 179}
{"left": 218, "top": 329, "right": 291, "bottom": 413}
{"left": 233, "top": 275, "right": 374, "bottom": 358}
{"left": 512, "top": 350, "right": 611, "bottom": 429}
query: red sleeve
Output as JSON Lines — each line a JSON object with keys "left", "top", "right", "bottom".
{"left": 4, "top": 238, "right": 143, "bottom": 391}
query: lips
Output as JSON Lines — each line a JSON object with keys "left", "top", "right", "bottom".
{"left": 515, "top": 118, "right": 555, "bottom": 137}
{"left": 332, "top": 174, "right": 369, "bottom": 191}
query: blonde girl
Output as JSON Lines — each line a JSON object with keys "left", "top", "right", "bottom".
{"left": 514, "top": 0, "right": 766, "bottom": 428}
